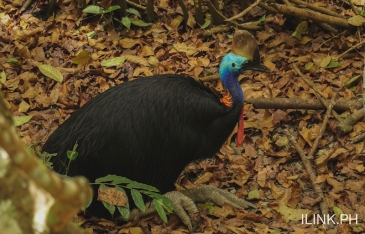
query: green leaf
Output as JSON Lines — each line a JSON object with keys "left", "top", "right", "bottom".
{"left": 7, "top": 58, "right": 21, "bottom": 66}
{"left": 200, "top": 19, "right": 211, "bottom": 29}
{"left": 326, "top": 58, "right": 341, "bottom": 68}
{"left": 348, "top": 15, "right": 365, "bottom": 26}
{"left": 38, "top": 64, "right": 63, "bottom": 83}
{"left": 145, "top": 192, "right": 175, "bottom": 212}
{"left": 117, "top": 206, "right": 130, "bottom": 220}
{"left": 86, "top": 31, "right": 96, "bottom": 38}
{"left": 130, "top": 18, "right": 152, "bottom": 27}
{"left": 0, "top": 70, "right": 6, "bottom": 84}
{"left": 102, "top": 201, "right": 116, "bottom": 216}
{"left": 83, "top": 5, "right": 105, "bottom": 14}
{"left": 116, "top": 186, "right": 130, "bottom": 219}
{"left": 153, "top": 199, "right": 168, "bottom": 223}
{"left": 304, "top": 62, "right": 314, "bottom": 70}
{"left": 13, "top": 115, "right": 32, "bottom": 127}
{"left": 126, "top": 181, "right": 159, "bottom": 192}
{"left": 197, "top": 203, "right": 215, "bottom": 214}
{"left": 333, "top": 206, "right": 343, "bottom": 217}
{"left": 111, "top": 176, "right": 133, "bottom": 185}
{"left": 126, "top": 8, "right": 141, "bottom": 17}
{"left": 292, "top": 21, "right": 308, "bottom": 40}
{"left": 349, "top": 86, "right": 357, "bottom": 91}
{"left": 258, "top": 15, "right": 266, "bottom": 24}
{"left": 227, "top": 34, "right": 233, "bottom": 39}
{"left": 73, "top": 50, "right": 91, "bottom": 65}
{"left": 342, "top": 75, "right": 361, "bottom": 87}
{"left": 66, "top": 150, "right": 78, "bottom": 160}
{"left": 99, "top": 184, "right": 119, "bottom": 215}
{"left": 101, "top": 57, "right": 126, "bottom": 67}
{"left": 66, "top": 143, "right": 78, "bottom": 160}
{"left": 248, "top": 189, "right": 260, "bottom": 199}
{"left": 122, "top": 17, "right": 131, "bottom": 29}
{"left": 82, "top": 196, "right": 93, "bottom": 211}
{"left": 103, "top": 5, "right": 121, "bottom": 13}
{"left": 131, "top": 189, "right": 145, "bottom": 212}
{"left": 45, "top": 161, "right": 53, "bottom": 168}
{"left": 95, "top": 174, "right": 128, "bottom": 183}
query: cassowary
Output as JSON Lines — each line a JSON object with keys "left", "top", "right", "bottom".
{"left": 42, "top": 30, "right": 269, "bottom": 231}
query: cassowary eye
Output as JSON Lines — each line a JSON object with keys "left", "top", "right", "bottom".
{"left": 232, "top": 63, "right": 236, "bottom": 67}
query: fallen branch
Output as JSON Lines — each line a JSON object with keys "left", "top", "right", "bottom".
{"left": 348, "top": 0, "right": 360, "bottom": 15}
{"left": 284, "top": 0, "right": 339, "bottom": 33}
{"left": 245, "top": 97, "right": 361, "bottom": 112}
{"left": 336, "top": 39, "right": 365, "bottom": 60}
{"left": 308, "top": 93, "right": 337, "bottom": 159}
{"left": 288, "top": 0, "right": 342, "bottom": 17}
{"left": 206, "top": 1, "right": 263, "bottom": 32}
{"left": 226, "top": 0, "right": 262, "bottom": 22}
{"left": 351, "top": 132, "right": 365, "bottom": 144}
{"left": 317, "top": 22, "right": 339, "bottom": 34}
{"left": 258, "top": 2, "right": 279, "bottom": 13}
{"left": 284, "top": 128, "right": 332, "bottom": 229}
{"left": 337, "top": 108, "right": 364, "bottom": 135}
{"left": 269, "top": 3, "right": 352, "bottom": 28}
{"left": 199, "top": 74, "right": 362, "bottom": 112}
{"left": 126, "top": 0, "right": 147, "bottom": 10}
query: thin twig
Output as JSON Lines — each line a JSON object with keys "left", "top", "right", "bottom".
{"left": 206, "top": 2, "right": 263, "bottom": 31}
{"left": 226, "top": 0, "right": 262, "bottom": 22}
{"left": 258, "top": 2, "right": 279, "bottom": 13}
{"left": 284, "top": 128, "right": 332, "bottom": 229}
{"left": 288, "top": 0, "right": 342, "bottom": 17}
{"left": 126, "top": 0, "right": 147, "bottom": 10}
{"left": 320, "top": 31, "right": 346, "bottom": 47}
{"left": 292, "top": 63, "right": 342, "bottom": 122}
{"left": 363, "top": 52, "right": 365, "bottom": 117}
{"left": 336, "top": 39, "right": 365, "bottom": 60}
{"left": 337, "top": 108, "right": 365, "bottom": 135}
{"left": 317, "top": 23, "right": 339, "bottom": 34}
{"left": 308, "top": 92, "right": 337, "bottom": 159}
{"left": 270, "top": 3, "right": 352, "bottom": 28}
{"left": 244, "top": 97, "right": 362, "bottom": 112}
{"left": 207, "top": 1, "right": 227, "bottom": 20}
{"left": 348, "top": 0, "right": 360, "bottom": 14}
{"left": 352, "top": 132, "right": 365, "bottom": 144}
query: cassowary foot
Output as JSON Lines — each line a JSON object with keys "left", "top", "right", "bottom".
{"left": 127, "top": 191, "right": 199, "bottom": 231}
{"left": 181, "top": 185, "right": 256, "bottom": 209}
{"left": 127, "top": 185, "right": 256, "bottom": 232}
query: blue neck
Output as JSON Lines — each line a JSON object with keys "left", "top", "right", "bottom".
{"left": 219, "top": 54, "right": 244, "bottom": 104}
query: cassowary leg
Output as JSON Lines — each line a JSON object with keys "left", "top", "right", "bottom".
{"left": 127, "top": 185, "right": 255, "bottom": 232}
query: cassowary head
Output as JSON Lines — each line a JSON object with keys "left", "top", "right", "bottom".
{"left": 219, "top": 30, "right": 269, "bottom": 81}
{"left": 218, "top": 30, "right": 269, "bottom": 147}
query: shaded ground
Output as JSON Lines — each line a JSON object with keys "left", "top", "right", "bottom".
{"left": 1, "top": 0, "right": 365, "bottom": 233}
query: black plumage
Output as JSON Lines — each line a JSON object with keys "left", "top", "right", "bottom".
{"left": 43, "top": 75, "right": 242, "bottom": 193}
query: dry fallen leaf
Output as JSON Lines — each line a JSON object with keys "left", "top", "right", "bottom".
{"left": 97, "top": 186, "right": 127, "bottom": 207}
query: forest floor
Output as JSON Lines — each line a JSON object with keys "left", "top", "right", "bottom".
{"left": 1, "top": 0, "right": 365, "bottom": 233}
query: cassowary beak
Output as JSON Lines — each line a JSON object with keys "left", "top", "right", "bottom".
{"left": 241, "top": 61, "right": 270, "bottom": 73}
